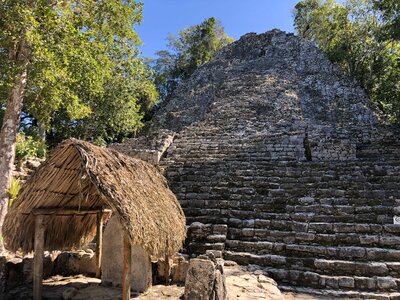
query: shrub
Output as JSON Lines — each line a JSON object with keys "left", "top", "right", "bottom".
{"left": 6, "top": 178, "right": 21, "bottom": 208}
{"left": 15, "top": 133, "right": 47, "bottom": 160}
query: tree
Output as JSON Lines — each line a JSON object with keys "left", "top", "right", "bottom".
{"left": 0, "top": 1, "right": 155, "bottom": 233}
{"left": 373, "top": 0, "right": 400, "bottom": 40}
{"left": 151, "top": 17, "right": 234, "bottom": 101}
{"left": 293, "top": 0, "right": 323, "bottom": 40}
{"left": 294, "top": 0, "right": 400, "bottom": 122}
{"left": 45, "top": 53, "right": 158, "bottom": 147}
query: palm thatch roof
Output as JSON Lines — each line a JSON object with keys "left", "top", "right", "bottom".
{"left": 3, "top": 139, "right": 186, "bottom": 259}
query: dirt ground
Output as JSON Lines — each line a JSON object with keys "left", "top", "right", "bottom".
{"left": 3, "top": 265, "right": 329, "bottom": 300}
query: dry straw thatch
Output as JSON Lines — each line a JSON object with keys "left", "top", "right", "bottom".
{"left": 3, "top": 139, "right": 186, "bottom": 259}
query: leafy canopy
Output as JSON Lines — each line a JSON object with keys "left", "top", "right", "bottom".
{"left": 373, "top": 0, "right": 400, "bottom": 40}
{"left": 294, "top": 0, "right": 400, "bottom": 122}
{"left": 0, "top": 0, "right": 158, "bottom": 145}
{"left": 151, "top": 17, "right": 234, "bottom": 101}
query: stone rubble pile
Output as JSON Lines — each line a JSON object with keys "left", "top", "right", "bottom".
{"left": 12, "top": 158, "right": 42, "bottom": 182}
{"left": 0, "top": 250, "right": 96, "bottom": 294}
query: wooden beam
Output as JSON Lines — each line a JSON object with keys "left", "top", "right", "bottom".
{"left": 122, "top": 231, "right": 131, "bottom": 300}
{"left": 28, "top": 208, "right": 112, "bottom": 216}
{"left": 95, "top": 210, "right": 103, "bottom": 278}
{"left": 33, "top": 215, "right": 45, "bottom": 300}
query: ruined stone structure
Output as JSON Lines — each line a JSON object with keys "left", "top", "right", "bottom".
{"left": 113, "top": 30, "right": 400, "bottom": 298}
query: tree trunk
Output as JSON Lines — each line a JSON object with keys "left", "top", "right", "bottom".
{"left": 38, "top": 122, "right": 46, "bottom": 142}
{"left": 0, "top": 38, "right": 30, "bottom": 245}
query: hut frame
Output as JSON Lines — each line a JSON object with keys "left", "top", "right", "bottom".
{"left": 31, "top": 208, "right": 112, "bottom": 299}
{"left": 3, "top": 139, "right": 186, "bottom": 300}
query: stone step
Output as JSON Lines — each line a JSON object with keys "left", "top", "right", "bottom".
{"left": 225, "top": 240, "right": 400, "bottom": 262}
{"left": 227, "top": 252, "right": 400, "bottom": 296}
{"left": 279, "top": 285, "right": 400, "bottom": 300}
{"left": 224, "top": 251, "right": 400, "bottom": 277}
{"left": 166, "top": 158, "right": 400, "bottom": 169}
{"left": 170, "top": 179, "right": 400, "bottom": 191}
{"left": 173, "top": 174, "right": 396, "bottom": 185}
{"left": 187, "top": 242, "right": 225, "bottom": 255}
{"left": 176, "top": 190, "right": 397, "bottom": 209}
{"left": 225, "top": 220, "right": 400, "bottom": 236}
{"left": 170, "top": 177, "right": 400, "bottom": 189}
{"left": 167, "top": 143, "right": 400, "bottom": 160}
{"left": 226, "top": 228, "right": 400, "bottom": 249}
{"left": 165, "top": 167, "right": 400, "bottom": 185}
{"left": 167, "top": 166, "right": 400, "bottom": 179}
{"left": 183, "top": 207, "right": 396, "bottom": 227}
{"left": 168, "top": 178, "right": 400, "bottom": 189}
{"left": 270, "top": 268, "right": 400, "bottom": 292}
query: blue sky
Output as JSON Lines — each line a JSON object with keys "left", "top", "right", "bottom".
{"left": 137, "top": 0, "right": 300, "bottom": 58}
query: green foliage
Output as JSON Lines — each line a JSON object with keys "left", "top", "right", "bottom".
{"left": 294, "top": 0, "right": 400, "bottom": 122}
{"left": 0, "top": 0, "right": 157, "bottom": 145}
{"left": 47, "top": 58, "right": 158, "bottom": 146}
{"left": 373, "top": 0, "right": 400, "bottom": 40}
{"left": 151, "top": 17, "right": 234, "bottom": 101}
{"left": 15, "top": 132, "right": 46, "bottom": 160}
{"left": 6, "top": 178, "right": 21, "bottom": 208}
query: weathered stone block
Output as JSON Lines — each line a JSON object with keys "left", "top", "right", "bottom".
{"left": 171, "top": 259, "right": 189, "bottom": 284}
{"left": 377, "top": 277, "right": 397, "bottom": 290}
{"left": 380, "top": 236, "right": 400, "bottom": 246}
{"left": 360, "top": 235, "right": 379, "bottom": 245}
{"left": 213, "top": 268, "right": 227, "bottom": 300}
{"left": 184, "top": 259, "right": 216, "bottom": 300}
{"left": 206, "top": 235, "right": 226, "bottom": 243}
{"left": 303, "top": 272, "right": 319, "bottom": 285}
{"left": 212, "top": 224, "right": 228, "bottom": 235}
{"left": 242, "top": 228, "right": 255, "bottom": 237}
{"left": 354, "top": 276, "right": 376, "bottom": 290}
{"left": 325, "top": 277, "right": 339, "bottom": 289}
{"left": 339, "top": 247, "right": 366, "bottom": 259}
{"left": 206, "top": 250, "right": 223, "bottom": 259}
{"left": 291, "top": 222, "right": 308, "bottom": 232}
{"left": 338, "top": 277, "right": 355, "bottom": 288}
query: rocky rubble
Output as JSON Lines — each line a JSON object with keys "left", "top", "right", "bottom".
{"left": 12, "top": 159, "right": 42, "bottom": 182}
{"left": 227, "top": 264, "right": 283, "bottom": 300}
{"left": 0, "top": 249, "right": 96, "bottom": 294}
{"left": 3, "top": 262, "right": 284, "bottom": 300}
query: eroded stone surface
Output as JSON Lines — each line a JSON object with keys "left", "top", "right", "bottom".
{"left": 184, "top": 259, "right": 216, "bottom": 300}
{"left": 225, "top": 265, "right": 283, "bottom": 300}
{"left": 101, "top": 216, "right": 152, "bottom": 292}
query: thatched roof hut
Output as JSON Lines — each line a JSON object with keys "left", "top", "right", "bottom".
{"left": 3, "top": 138, "right": 186, "bottom": 259}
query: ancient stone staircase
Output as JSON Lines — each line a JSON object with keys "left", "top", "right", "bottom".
{"left": 157, "top": 124, "right": 400, "bottom": 298}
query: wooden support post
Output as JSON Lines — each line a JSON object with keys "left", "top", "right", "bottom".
{"left": 95, "top": 210, "right": 103, "bottom": 278}
{"left": 164, "top": 255, "right": 171, "bottom": 285}
{"left": 33, "top": 215, "right": 45, "bottom": 300}
{"left": 122, "top": 232, "right": 131, "bottom": 300}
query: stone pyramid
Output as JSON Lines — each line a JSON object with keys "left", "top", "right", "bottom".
{"left": 114, "top": 30, "right": 400, "bottom": 298}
